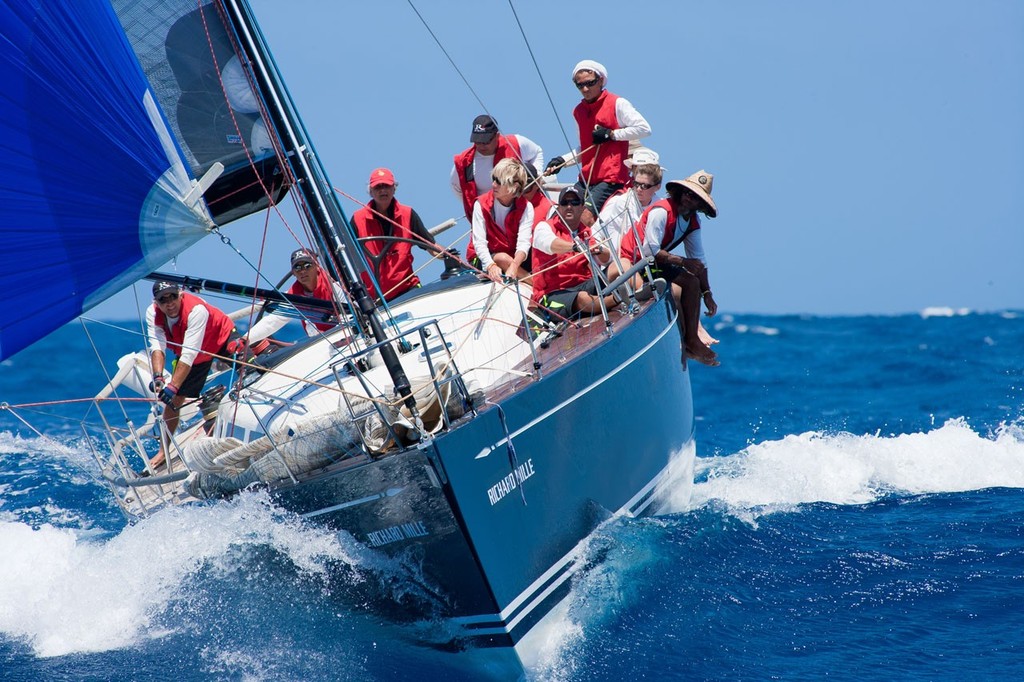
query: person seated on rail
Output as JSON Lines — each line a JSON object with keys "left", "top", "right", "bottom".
{"left": 594, "top": 147, "right": 663, "bottom": 269}
{"left": 468, "top": 158, "right": 534, "bottom": 284}
{"left": 615, "top": 171, "right": 721, "bottom": 367}
{"left": 351, "top": 167, "right": 459, "bottom": 301}
{"left": 531, "top": 186, "right": 617, "bottom": 319}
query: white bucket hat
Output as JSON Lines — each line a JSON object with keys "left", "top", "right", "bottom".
{"left": 666, "top": 170, "right": 717, "bottom": 218}
{"left": 623, "top": 147, "right": 662, "bottom": 170}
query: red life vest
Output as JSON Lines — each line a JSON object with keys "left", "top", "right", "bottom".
{"left": 288, "top": 268, "right": 339, "bottom": 332}
{"left": 466, "top": 190, "right": 528, "bottom": 263}
{"left": 351, "top": 199, "right": 420, "bottom": 300}
{"left": 619, "top": 199, "right": 701, "bottom": 265}
{"left": 573, "top": 90, "right": 629, "bottom": 186}
{"left": 531, "top": 217, "right": 594, "bottom": 302}
{"left": 154, "top": 292, "right": 234, "bottom": 364}
{"left": 528, "top": 191, "right": 554, "bottom": 228}
{"left": 453, "top": 135, "right": 523, "bottom": 221}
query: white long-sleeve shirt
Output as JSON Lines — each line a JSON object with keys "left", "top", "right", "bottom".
{"left": 449, "top": 134, "right": 545, "bottom": 199}
{"left": 640, "top": 206, "right": 706, "bottom": 263}
{"left": 470, "top": 199, "right": 535, "bottom": 270}
{"left": 595, "top": 190, "right": 652, "bottom": 258}
{"left": 146, "top": 303, "right": 209, "bottom": 367}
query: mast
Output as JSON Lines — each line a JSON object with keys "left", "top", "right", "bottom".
{"left": 219, "top": 0, "right": 415, "bottom": 409}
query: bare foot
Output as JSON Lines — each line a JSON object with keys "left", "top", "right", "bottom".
{"left": 685, "top": 344, "right": 720, "bottom": 367}
{"left": 698, "top": 321, "right": 719, "bottom": 346}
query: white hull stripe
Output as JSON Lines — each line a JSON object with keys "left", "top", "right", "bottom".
{"left": 450, "top": 461, "right": 675, "bottom": 634}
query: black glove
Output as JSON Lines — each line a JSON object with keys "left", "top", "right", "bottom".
{"left": 592, "top": 125, "right": 614, "bottom": 144}
{"left": 158, "top": 383, "right": 178, "bottom": 405}
{"left": 149, "top": 376, "right": 165, "bottom": 394}
{"left": 545, "top": 156, "right": 565, "bottom": 174}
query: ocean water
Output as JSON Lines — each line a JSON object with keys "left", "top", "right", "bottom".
{"left": 1, "top": 311, "right": 1022, "bottom": 681}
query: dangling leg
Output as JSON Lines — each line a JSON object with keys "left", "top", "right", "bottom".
{"left": 671, "top": 270, "right": 718, "bottom": 367}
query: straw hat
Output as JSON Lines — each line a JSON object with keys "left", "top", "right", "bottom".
{"left": 666, "top": 170, "right": 717, "bottom": 218}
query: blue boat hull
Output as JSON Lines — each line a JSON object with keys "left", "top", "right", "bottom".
{"left": 271, "top": 293, "right": 695, "bottom": 647}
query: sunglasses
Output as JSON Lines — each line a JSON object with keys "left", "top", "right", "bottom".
{"left": 157, "top": 293, "right": 179, "bottom": 304}
{"left": 370, "top": 184, "right": 394, "bottom": 191}
{"left": 634, "top": 181, "right": 659, "bottom": 190}
{"left": 574, "top": 77, "right": 600, "bottom": 90}
{"left": 293, "top": 262, "right": 315, "bottom": 272}
{"left": 559, "top": 198, "right": 583, "bottom": 207}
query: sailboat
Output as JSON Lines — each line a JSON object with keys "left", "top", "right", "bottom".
{"left": 0, "top": 0, "right": 695, "bottom": 668}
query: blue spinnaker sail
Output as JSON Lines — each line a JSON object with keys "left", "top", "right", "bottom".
{"left": 0, "top": 0, "right": 214, "bottom": 360}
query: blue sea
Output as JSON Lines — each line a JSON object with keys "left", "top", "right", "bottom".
{"left": 1, "top": 310, "right": 1022, "bottom": 681}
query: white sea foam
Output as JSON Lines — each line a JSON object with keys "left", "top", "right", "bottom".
{"left": 920, "top": 306, "right": 972, "bottom": 318}
{"left": 688, "top": 418, "right": 1024, "bottom": 519}
{"left": 0, "top": 492, "right": 360, "bottom": 658}
{"left": 712, "top": 316, "right": 780, "bottom": 336}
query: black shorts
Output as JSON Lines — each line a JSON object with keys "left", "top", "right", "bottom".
{"left": 177, "top": 360, "right": 214, "bottom": 398}
{"left": 175, "top": 331, "right": 237, "bottom": 397}
{"left": 540, "top": 279, "right": 598, "bottom": 315}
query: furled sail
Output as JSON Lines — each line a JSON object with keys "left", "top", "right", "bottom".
{"left": 0, "top": 0, "right": 285, "bottom": 361}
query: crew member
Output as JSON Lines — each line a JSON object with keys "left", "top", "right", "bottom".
{"left": 618, "top": 170, "right": 720, "bottom": 367}
{"left": 352, "top": 167, "right": 456, "bottom": 300}
{"left": 451, "top": 114, "right": 544, "bottom": 222}
{"left": 545, "top": 60, "right": 651, "bottom": 223}
{"left": 531, "top": 186, "right": 616, "bottom": 317}
{"left": 146, "top": 281, "right": 238, "bottom": 470}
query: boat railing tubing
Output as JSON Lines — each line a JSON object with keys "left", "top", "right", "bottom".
{"left": 338, "top": 318, "right": 475, "bottom": 456}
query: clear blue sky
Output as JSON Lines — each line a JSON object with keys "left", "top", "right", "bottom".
{"left": 94, "top": 0, "right": 1024, "bottom": 319}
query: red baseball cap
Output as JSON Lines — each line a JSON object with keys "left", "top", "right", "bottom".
{"left": 368, "top": 168, "right": 395, "bottom": 187}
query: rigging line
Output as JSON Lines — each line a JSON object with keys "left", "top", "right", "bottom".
{"left": 78, "top": 319, "right": 127, "bottom": 425}
{"left": 406, "top": 0, "right": 489, "bottom": 114}
{"left": 198, "top": 2, "right": 351, "bottom": 334}
{"left": 505, "top": 0, "right": 574, "bottom": 155}
{"left": 209, "top": 226, "right": 341, "bottom": 342}
{"left": 405, "top": 0, "right": 538, "bottom": 176}
{"left": 506, "top": 0, "right": 608, "bottom": 199}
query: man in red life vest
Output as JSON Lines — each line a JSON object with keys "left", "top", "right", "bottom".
{"left": 246, "top": 248, "right": 347, "bottom": 342}
{"left": 618, "top": 171, "right": 720, "bottom": 367}
{"left": 545, "top": 60, "right": 651, "bottom": 225}
{"left": 146, "top": 281, "right": 239, "bottom": 470}
{"left": 451, "top": 114, "right": 544, "bottom": 222}
{"left": 531, "top": 186, "right": 617, "bottom": 317}
{"left": 352, "top": 168, "right": 458, "bottom": 301}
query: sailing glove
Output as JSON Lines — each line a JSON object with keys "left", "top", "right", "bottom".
{"left": 592, "top": 126, "right": 614, "bottom": 144}
{"left": 158, "top": 383, "right": 178, "bottom": 405}
{"left": 545, "top": 156, "right": 565, "bottom": 174}
{"left": 149, "top": 376, "right": 165, "bottom": 394}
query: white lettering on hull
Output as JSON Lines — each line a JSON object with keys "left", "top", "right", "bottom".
{"left": 365, "top": 520, "right": 430, "bottom": 547}
{"left": 486, "top": 458, "right": 536, "bottom": 506}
